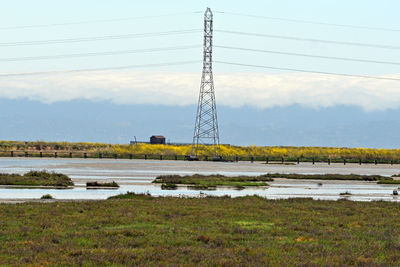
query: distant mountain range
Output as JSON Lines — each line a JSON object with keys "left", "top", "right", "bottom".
{"left": 0, "top": 98, "right": 399, "bottom": 148}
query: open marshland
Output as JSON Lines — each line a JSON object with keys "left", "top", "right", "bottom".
{"left": 0, "top": 195, "right": 400, "bottom": 265}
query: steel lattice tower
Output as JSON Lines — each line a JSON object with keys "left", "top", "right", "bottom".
{"left": 191, "top": 7, "right": 220, "bottom": 158}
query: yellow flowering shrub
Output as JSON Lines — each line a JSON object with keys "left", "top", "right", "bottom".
{"left": 1, "top": 140, "right": 400, "bottom": 160}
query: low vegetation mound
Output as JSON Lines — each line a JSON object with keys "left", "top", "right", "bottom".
{"left": 86, "top": 181, "right": 119, "bottom": 188}
{"left": 263, "top": 173, "right": 393, "bottom": 181}
{"left": 154, "top": 174, "right": 393, "bottom": 189}
{"left": 40, "top": 194, "right": 54, "bottom": 199}
{"left": 377, "top": 180, "right": 400, "bottom": 184}
{"left": 0, "top": 170, "right": 73, "bottom": 187}
{"left": 153, "top": 174, "right": 272, "bottom": 189}
{"left": 161, "top": 183, "right": 178, "bottom": 190}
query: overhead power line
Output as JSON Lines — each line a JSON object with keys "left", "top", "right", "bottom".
{"left": 0, "top": 45, "right": 199, "bottom": 62}
{"left": 215, "top": 11, "right": 400, "bottom": 32}
{"left": 0, "top": 61, "right": 199, "bottom": 77}
{"left": 3, "top": 44, "right": 396, "bottom": 66}
{"left": 0, "top": 29, "right": 202, "bottom": 47}
{"left": 0, "top": 12, "right": 203, "bottom": 30}
{"left": 215, "top": 61, "right": 400, "bottom": 82}
{"left": 215, "top": 45, "right": 400, "bottom": 66}
{"left": 215, "top": 30, "right": 400, "bottom": 50}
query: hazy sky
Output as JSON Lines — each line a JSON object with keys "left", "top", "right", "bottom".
{"left": 1, "top": 0, "right": 400, "bottom": 110}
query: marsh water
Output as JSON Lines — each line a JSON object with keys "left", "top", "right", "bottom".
{"left": 1, "top": 157, "right": 400, "bottom": 202}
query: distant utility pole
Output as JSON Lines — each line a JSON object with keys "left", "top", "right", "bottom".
{"left": 191, "top": 7, "right": 220, "bottom": 159}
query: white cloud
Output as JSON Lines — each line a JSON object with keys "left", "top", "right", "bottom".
{"left": 0, "top": 70, "right": 399, "bottom": 111}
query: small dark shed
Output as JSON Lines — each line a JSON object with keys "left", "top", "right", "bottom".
{"left": 150, "top": 135, "right": 166, "bottom": 144}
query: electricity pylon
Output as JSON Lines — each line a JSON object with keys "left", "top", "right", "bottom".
{"left": 191, "top": 7, "right": 220, "bottom": 159}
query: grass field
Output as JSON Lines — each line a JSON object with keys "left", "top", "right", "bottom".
{"left": 0, "top": 195, "right": 399, "bottom": 266}
{"left": 0, "top": 171, "right": 73, "bottom": 187}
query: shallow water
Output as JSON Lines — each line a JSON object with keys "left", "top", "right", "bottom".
{"left": 0, "top": 157, "right": 399, "bottom": 201}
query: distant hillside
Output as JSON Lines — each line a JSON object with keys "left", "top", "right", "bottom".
{"left": 0, "top": 98, "right": 400, "bottom": 148}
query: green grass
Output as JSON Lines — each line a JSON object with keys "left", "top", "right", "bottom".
{"left": 86, "top": 181, "right": 119, "bottom": 188}
{"left": 108, "top": 192, "right": 152, "bottom": 200}
{"left": 263, "top": 173, "right": 393, "bottom": 181}
{"left": 0, "top": 170, "right": 73, "bottom": 187}
{"left": 0, "top": 195, "right": 400, "bottom": 265}
{"left": 153, "top": 174, "right": 272, "bottom": 188}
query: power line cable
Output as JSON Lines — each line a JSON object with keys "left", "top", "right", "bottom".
{"left": 0, "top": 12, "right": 203, "bottom": 30}
{"left": 215, "top": 29, "right": 400, "bottom": 50}
{"left": 215, "top": 45, "right": 400, "bottom": 66}
{"left": 215, "top": 11, "right": 400, "bottom": 32}
{"left": 0, "top": 61, "right": 199, "bottom": 77}
{"left": 0, "top": 45, "right": 200, "bottom": 62}
{"left": 3, "top": 44, "right": 395, "bottom": 66}
{"left": 0, "top": 29, "right": 202, "bottom": 47}
{"left": 215, "top": 60, "right": 400, "bottom": 82}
